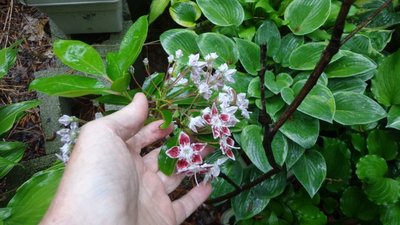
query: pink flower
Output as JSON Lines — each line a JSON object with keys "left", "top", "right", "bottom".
{"left": 166, "top": 132, "right": 207, "bottom": 172}
{"left": 202, "top": 103, "right": 238, "bottom": 139}
{"left": 219, "top": 136, "right": 238, "bottom": 160}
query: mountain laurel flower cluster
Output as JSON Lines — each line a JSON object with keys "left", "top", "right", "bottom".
{"left": 164, "top": 50, "right": 250, "bottom": 183}
{"left": 56, "top": 115, "right": 80, "bottom": 163}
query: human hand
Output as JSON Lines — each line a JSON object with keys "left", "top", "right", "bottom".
{"left": 40, "top": 93, "right": 212, "bottom": 225}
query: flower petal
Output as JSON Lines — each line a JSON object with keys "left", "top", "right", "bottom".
{"left": 191, "top": 143, "right": 207, "bottom": 152}
{"left": 211, "top": 103, "right": 219, "bottom": 116}
{"left": 221, "top": 126, "right": 231, "bottom": 136}
{"left": 219, "top": 113, "right": 230, "bottom": 122}
{"left": 179, "top": 132, "right": 191, "bottom": 146}
{"left": 177, "top": 159, "right": 190, "bottom": 170}
{"left": 225, "top": 149, "right": 235, "bottom": 160}
{"left": 166, "top": 146, "right": 180, "bottom": 158}
{"left": 192, "top": 154, "right": 203, "bottom": 164}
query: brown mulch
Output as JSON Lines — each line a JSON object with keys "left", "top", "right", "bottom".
{"left": 0, "top": 0, "right": 54, "bottom": 160}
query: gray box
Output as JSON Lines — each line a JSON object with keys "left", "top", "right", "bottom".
{"left": 20, "top": 0, "right": 123, "bottom": 34}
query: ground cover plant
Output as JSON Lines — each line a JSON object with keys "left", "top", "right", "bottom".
{"left": 1, "top": 0, "right": 400, "bottom": 224}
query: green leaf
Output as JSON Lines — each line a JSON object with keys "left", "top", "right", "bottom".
{"left": 229, "top": 72, "right": 253, "bottom": 93}
{"left": 284, "top": 0, "right": 331, "bottom": 35}
{"left": 285, "top": 140, "right": 305, "bottom": 170}
{"left": 160, "top": 29, "right": 199, "bottom": 63}
{"left": 296, "top": 205, "right": 327, "bottom": 225}
{"left": 111, "top": 74, "right": 131, "bottom": 92}
{"left": 363, "top": 178, "right": 400, "bottom": 205}
{"left": 325, "top": 51, "right": 377, "bottom": 78}
{"left": 364, "top": 30, "right": 393, "bottom": 52}
{"left": 356, "top": 154, "right": 387, "bottom": 182}
{"left": 197, "top": 33, "right": 239, "bottom": 65}
{"left": 232, "top": 168, "right": 286, "bottom": 220}
{"left": 142, "top": 73, "right": 165, "bottom": 96}
{"left": 0, "top": 44, "right": 18, "bottom": 79}
{"left": 0, "top": 100, "right": 40, "bottom": 136}
{"left": 238, "top": 26, "right": 256, "bottom": 42}
{"left": 211, "top": 159, "right": 243, "bottom": 199}
{"left": 289, "top": 43, "right": 344, "bottom": 70}
{"left": 29, "top": 75, "right": 109, "bottom": 97}
{"left": 149, "top": 0, "right": 169, "bottom": 23}
{"left": 281, "top": 80, "right": 335, "bottom": 123}
{"left": 53, "top": 40, "right": 106, "bottom": 76}
{"left": 320, "top": 138, "right": 351, "bottom": 192}
{"left": 273, "top": 110, "right": 320, "bottom": 149}
{"left": 265, "top": 95, "right": 285, "bottom": 117}
{"left": 196, "top": 0, "right": 244, "bottom": 26}
{"left": 118, "top": 16, "right": 148, "bottom": 74}
{"left": 234, "top": 38, "right": 260, "bottom": 75}
{"left": 264, "top": 71, "right": 293, "bottom": 95}
{"left": 255, "top": 20, "right": 281, "bottom": 57}
{"left": 106, "top": 52, "right": 124, "bottom": 81}
{"left": 271, "top": 132, "right": 288, "bottom": 166}
{"left": 371, "top": 50, "right": 400, "bottom": 106}
{"left": 158, "top": 110, "right": 173, "bottom": 129}
{"left": 381, "top": 203, "right": 400, "bottom": 225}
{"left": 240, "top": 125, "right": 271, "bottom": 173}
{"left": 387, "top": 105, "right": 400, "bottom": 130}
{"left": 0, "top": 142, "right": 25, "bottom": 179}
{"left": 247, "top": 77, "right": 261, "bottom": 98}
{"left": 292, "top": 150, "right": 327, "bottom": 197}
{"left": 273, "top": 33, "right": 304, "bottom": 67}
{"left": 158, "top": 135, "right": 179, "bottom": 176}
{"left": 328, "top": 77, "right": 367, "bottom": 94}
{"left": 333, "top": 91, "right": 386, "bottom": 125}
{"left": 367, "top": 130, "right": 398, "bottom": 160}
{"left": 4, "top": 164, "right": 64, "bottom": 225}
{"left": 340, "top": 186, "right": 379, "bottom": 221}
{"left": 170, "top": 1, "right": 201, "bottom": 28}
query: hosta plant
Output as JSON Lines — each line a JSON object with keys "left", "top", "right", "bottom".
{"left": 25, "top": 0, "right": 400, "bottom": 224}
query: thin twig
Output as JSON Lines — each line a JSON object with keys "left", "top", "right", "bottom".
{"left": 341, "top": 0, "right": 393, "bottom": 46}
{"left": 270, "top": 0, "right": 355, "bottom": 138}
{"left": 219, "top": 173, "right": 241, "bottom": 190}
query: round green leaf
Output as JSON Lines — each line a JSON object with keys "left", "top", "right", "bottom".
{"left": 356, "top": 154, "right": 388, "bottom": 182}
{"left": 387, "top": 105, "right": 400, "bottom": 130}
{"left": 196, "top": 0, "right": 244, "bottom": 26}
{"left": 247, "top": 77, "right": 261, "bottom": 98}
{"left": 284, "top": 0, "right": 331, "bottom": 35}
{"left": 281, "top": 80, "right": 335, "bottom": 123}
{"left": 273, "top": 33, "right": 304, "bottom": 67}
{"left": 296, "top": 205, "right": 327, "bottom": 225}
{"left": 273, "top": 110, "right": 320, "bottom": 149}
{"left": 5, "top": 164, "right": 64, "bottom": 225}
{"left": 371, "top": 50, "right": 400, "bottom": 106}
{"left": 53, "top": 40, "right": 106, "bottom": 76}
{"left": 234, "top": 38, "right": 261, "bottom": 75}
{"left": 255, "top": 19, "right": 281, "bottom": 57}
{"left": 367, "top": 130, "right": 398, "bottom": 160}
{"left": 381, "top": 203, "right": 400, "bottom": 225}
{"left": 264, "top": 71, "right": 293, "bottom": 95}
{"left": 340, "top": 186, "right": 379, "bottom": 221}
{"left": 285, "top": 140, "right": 305, "bottom": 170}
{"left": 197, "top": 33, "right": 239, "bottom": 65}
{"left": 160, "top": 29, "right": 200, "bottom": 63}
{"left": 333, "top": 91, "right": 387, "bottom": 125}
{"left": 364, "top": 178, "right": 400, "bottom": 205}
{"left": 289, "top": 43, "right": 344, "bottom": 70}
{"left": 170, "top": 1, "right": 201, "bottom": 28}
{"left": 265, "top": 95, "right": 285, "bottom": 118}
{"left": 29, "top": 75, "right": 109, "bottom": 97}
{"left": 292, "top": 150, "right": 327, "bottom": 197}
{"left": 325, "top": 51, "right": 377, "bottom": 78}
{"left": 240, "top": 125, "right": 271, "bottom": 173}
{"left": 320, "top": 138, "right": 351, "bottom": 192}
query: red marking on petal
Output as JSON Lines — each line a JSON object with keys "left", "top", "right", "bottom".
{"left": 212, "top": 126, "right": 221, "bottom": 139}
{"left": 211, "top": 103, "right": 219, "bottom": 116}
{"left": 226, "top": 149, "right": 235, "bottom": 160}
{"left": 177, "top": 159, "right": 189, "bottom": 169}
{"left": 226, "top": 137, "right": 235, "bottom": 146}
{"left": 179, "top": 132, "right": 191, "bottom": 146}
{"left": 203, "top": 114, "right": 212, "bottom": 124}
{"left": 166, "top": 146, "right": 180, "bottom": 158}
{"left": 219, "top": 113, "right": 230, "bottom": 122}
{"left": 192, "top": 154, "right": 203, "bottom": 164}
{"left": 221, "top": 127, "right": 231, "bottom": 136}
{"left": 191, "top": 143, "right": 206, "bottom": 152}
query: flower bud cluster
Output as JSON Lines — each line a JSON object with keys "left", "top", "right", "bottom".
{"left": 56, "top": 115, "right": 80, "bottom": 163}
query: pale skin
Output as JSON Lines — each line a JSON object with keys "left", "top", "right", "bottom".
{"left": 40, "top": 93, "right": 212, "bottom": 225}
